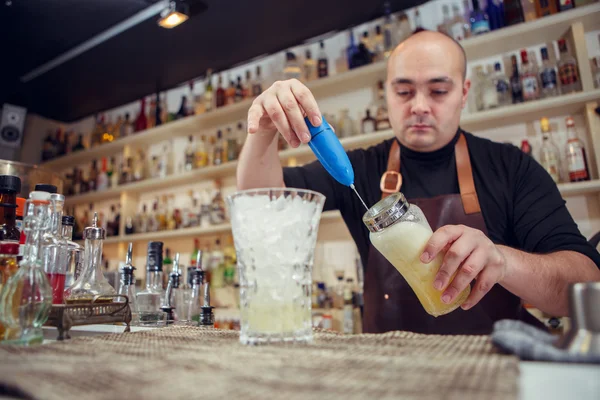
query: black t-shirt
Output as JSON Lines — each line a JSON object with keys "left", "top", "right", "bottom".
{"left": 283, "top": 129, "right": 600, "bottom": 271}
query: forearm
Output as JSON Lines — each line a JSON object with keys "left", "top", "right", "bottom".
{"left": 497, "top": 245, "right": 600, "bottom": 316}
{"left": 237, "top": 131, "right": 284, "bottom": 190}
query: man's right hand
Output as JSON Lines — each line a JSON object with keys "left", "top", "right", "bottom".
{"left": 247, "top": 79, "right": 323, "bottom": 148}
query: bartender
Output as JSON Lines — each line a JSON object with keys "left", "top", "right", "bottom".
{"left": 237, "top": 30, "right": 600, "bottom": 334}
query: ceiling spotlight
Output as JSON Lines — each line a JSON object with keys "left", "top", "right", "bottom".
{"left": 158, "top": 1, "right": 189, "bottom": 29}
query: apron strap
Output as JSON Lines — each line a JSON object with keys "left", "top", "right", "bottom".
{"left": 380, "top": 133, "right": 481, "bottom": 214}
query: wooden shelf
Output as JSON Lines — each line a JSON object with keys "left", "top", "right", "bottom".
{"left": 95, "top": 210, "right": 342, "bottom": 246}
{"left": 40, "top": 4, "right": 600, "bottom": 172}
{"left": 557, "top": 179, "right": 600, "bottom": 197}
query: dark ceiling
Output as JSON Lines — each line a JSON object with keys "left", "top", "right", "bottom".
{"left": 1, "top": 0, "right": 427, "bottom": 122}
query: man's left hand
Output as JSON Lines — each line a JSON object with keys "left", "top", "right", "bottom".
{"left": 420, "top": 224, "right": 507, "bottom": 310}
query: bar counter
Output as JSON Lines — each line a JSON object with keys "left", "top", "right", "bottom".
{"left": 0, "top": 325, "right": 597, "bottom": 400}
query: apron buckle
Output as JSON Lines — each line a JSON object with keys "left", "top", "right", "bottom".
{"left": 380, "top": 171, "right": 402, "bottom": 194}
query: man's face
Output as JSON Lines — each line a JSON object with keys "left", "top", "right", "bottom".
{"left": 386, "top": 38, "right": 469, "bottom": 152}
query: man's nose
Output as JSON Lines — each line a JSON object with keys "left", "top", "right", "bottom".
{"left": 410, "top": 91, "right": 431, "bottom": 116}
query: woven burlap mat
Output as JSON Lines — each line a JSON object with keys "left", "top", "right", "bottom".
{"left": 0, "top": 326, "right": 519, "bottom": 400}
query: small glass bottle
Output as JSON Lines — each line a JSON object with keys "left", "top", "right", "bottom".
{"left": 136, "top": 241, "right": 166, "bottom": 326}
{"left": 195, "top": 135, "right": 209, "bottom": 168}
{"left": 117, "top": 243, "right": 139, "bottom": 325}
{"left": 317, "top": 41, "right": 328, "bottom": 78}
{"left": 235, "top": 76, "right": 244, "bottom": 103}
{"left": 216, "top": 74, "right": 226, "bottom": 108}
{"left": 204, "top": 69, "right": 214, "bottom": 112}
{"left": 372, "top": 25, "right": 385, "bottom": 62}
{"left": 0, "top": 175, "right": 21, "bottom": 243}
{"left": 252, "top": 65, "right": 263, "bottom": 97}
{"left": 482, "top": 65, "right": 499, "bottom": 110}
{"left": 520, "top": 49, "right": 540, "bottom": 102}
{"left": 557, "top": 39, "right": 580, "bottom": 94}
{"left": 64, "top": 213, "right": 117, "bottom": 304}
{"left": 510, "top": 54, "right": 523, "bottom": 104}
{"left": 493, "top": 62, "right": 511, "bottom": 107}
{"left": 565, "top": 116, "right": 590, "bottom": 182}
{"left": 213, "top": 130, "right": 224, "bottom": 166}
{"left": 283, "top": 51, "right": 302, "bottom": 80}
{"left": 43, "top": 193, "right": 69, "bottom": 305}
{"left": 337, "top": 109, "right": 356, "bottom": 138}
{"left": 162, "top": 252, "right": 183, "bottom": 324}
{"left": 361, "top": 109, "right": 376, "bottom": 134}
{"left": 61, "top": 215, "right": 83, "bottom": 288}
{"left": 539, "top": 47, "right": 559, "bottom": 98}
{"left": 469, "top": 0, "right": 490, "bottom": 35}
{"left": 187, "top": 250, "right": 205, "bottom": 323}
{"left": 373, "top": 81, "right": 391, "bottom": 131}
{"left": 362, "top": 192, "right": 470, "bottom": 316}
{"left": 226, "top": 127, "right": 239, "bottom": 162}
{"left": 184, "top": 135, "right": 196, "bottom": 171}
{"left": 538, "top": 117, "right": 561, "bottom": 184}
{"left": 303, "top": 49, "right": 317, "bottom": 82}
{"left": 0, "top": 191, "right": 53, "bottom": 345}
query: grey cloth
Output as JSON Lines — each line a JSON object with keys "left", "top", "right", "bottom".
{"left": 491, "top": 319, "right": 600, "bottom": 364}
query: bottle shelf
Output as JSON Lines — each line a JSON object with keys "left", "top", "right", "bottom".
{"left": 63, "top": 88, "right": 600, "bottom": 206}
{"left": 96, "top": 178, "right": 600, "bottom": 246}
{"left": 41, "top": 3, "right": 600, "bottom": 172}
{"left": 86, "top": 210, "right": 342, "bottom": 246}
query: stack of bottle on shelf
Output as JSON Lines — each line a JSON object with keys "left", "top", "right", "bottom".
{"left": 471, "top": 39, "right": 582, "bottom": 112}
{"left": 520, "top": 115, "right": 591, "bottom": 184}
{"left": 40, "top": 1, "right": 595, "bottom": 163}
{"left": 125, "top": 184, "right": 227, "bottom": 236}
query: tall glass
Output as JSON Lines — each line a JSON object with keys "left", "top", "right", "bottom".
{"left": 227, "top": 188, "right": 325, "bottom": 345}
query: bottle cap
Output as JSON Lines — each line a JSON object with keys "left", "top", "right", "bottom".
{"left": 0, "top": 242, "right": 19, "bottom": 255}
{"left": 566, "top": 116, "right": 575, "bottom": 127}
{"left": 50, "top": 193, "right": 65, "bottom": 203}
{"left": 540, "top": 117, "right": 550, "bottom": 133}
{"left": 62, "top": 215, "right": 75, "bottom": 226}
{"left": 34, "top": 184, "right": 57, "bottom": 194}
{"left": 0, "top": 175, "right": 21, "bottom": 194}
{"left": 29, "top": 191, "right": 52, "bottom": 201}
{"left": 362, "top": 192, "right": 409, "bottom": 233}
{"left": 83, "top": 212, "right": 106, "bottom": 240}
{"left": 147, "top": 241, "right": 164, "bottom": 271}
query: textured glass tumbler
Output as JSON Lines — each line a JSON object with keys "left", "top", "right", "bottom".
{"left": 227, "top": 188, "right": 325, "bottom": 345}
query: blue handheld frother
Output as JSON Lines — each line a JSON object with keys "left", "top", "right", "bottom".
{"left": 305, "top": 116, "right": 369, "bottom": 210}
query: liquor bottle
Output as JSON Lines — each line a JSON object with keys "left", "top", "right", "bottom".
{"left": 210, "top": 186, "right": 227, "bottom": 225}
{"left": 72, "top": 134, "right": 86, "bottom": 152}
{"left": 148, "top": 201, "right": 159, "bottom": 233}
{"left": 226, "top": 127, "right": 238, "bottom": 161}
{"left": 315, "top": 42, "right": 329, "bottom": 79}
{"left": 243, "top": 70, "right": 252, "bottom": 98}
{"left": 160, "top": 94, "right": 169, "bottom": 125}
{"left": 0, "top": 191, "right": 53, "bottom": 344}
{"left": 163, "top": 248, "right": 173, "bottom": 277}
{"left": 207, "top": 136, "right": 216, "bottom": 166}
{"left": 190, "top": 239, "right": 200, "bottom": 268}
{"left": 209, "top": 238, "right": 225, "bottom": 289}
{"left": 303, "top": 49, "right": 317, "bottom": 82}
{"left": 470, "top": 0, "right": 491, "bottom": 35}
{"left": 503, "top": 0, "right": 524, "bottom": 26}
{"left": 213, "top": 131, "right": 224, "bottom": 166}
{"left": 472, "top": 65, "right": 486, "bottom": 111}
{"left": 125, "top": 217, "right": 134, "bottom": 235}
{"left": 557, "top": 0, "right": 574, "bottom": 11}
{"left": 252, "top": 65, "right": 263, "bottom": 96}
{"left": 61, "top": 215, "right": 82, "bottom": 286}
{"left": 374, "top": 81, "right": 391, "bottom": 131}
{"left": 557, "top": 39, "right": 580, "bottom": 94}
{"left": 235, "top": 76, "right": 244, "bottom": 102}
{"left": 132, "top": 149, "right": 146, "bottom": 182}
{"left": 0, "top": 175, "right": 21, "bottom": 242}
{"left": 134, "top": 99, "right": 148, "bottom": 132}
{"left": 184, "top": 135, "right": 196, "bottom": 171}
{"left": 521, "top": 0, "right": 537, "bottom": 21}
{"left": 487, "top": 0, "right": 505, "bottom": 30}
{"left": 204, "top": 69, "right": 214, "bottom": 112}
{"left": 346, "top": 30, "right": 359, "bottom": 70}
{"left": 483, "top": 65, "right": 500, "bottom": 109}
{"left": 136, "top": 241, "right": 166, "bottom": 326}
{"left": 520, "top": 50, "right": 540, "bottom": 102}
{"left": 510, "top": 54, "right": 523, "bottom": 103}
{"left": 64, "top": 213, "right": 117, "bottom": 304}
{"left": 96, "top": 158, "right": 109, "bottom": 191}
{"left": 535, "top": 0, "right": 558, "bottom": 18}
{"left": 162, "top": 252, "right": 183, "bottom": 323}
{"left": 520, "top": 139, "right": 532, "bottom": 156}
{"left": 539, "top": 47, "right": 558, "bottom": 98}
{"left": 395, "top": 12, "right": 413, "bottom": 44}
{"left": 196, "top": 135, "right": 208, "bottom": 168}
{"left": 338, "top": 109, "right": 356, "bottom": 138}
{"left": 539, "top": 117, "right": 561, "bottom": 184}
{"left": 216, "top": 74, "right": 225, "bottom": 108}
{"left": 360, "top": 31, "right": 373, "bottom": 58}
{"left": 283, "top": 52, "right": 302, "bottom": 80}
{"left": 159, "top": 144, "right": 172, "bottom": 178}
{"left": 449, "top": 4, "right": 468, "bottom": 41}
{"left": 361, "top": 109, "right": 376, "bottom": 134}
{"left": 186, "top": 81, "right": 195, "bottom": 116}
{"left": 226, "top": 79, "right": 236, "bottom": 105}
{"left": 135, "top": 204, "right": 149, "bottom": 234}
{"left": 382, "top": 2, "right": 395, "bottom": 58}
{"left": 493, "top": 62, "right": 511, "bottom": 107}
{"left": 157, "top": 197, "right": 168, "bottom": 231}
{"left": 438, "top": 5, "right": 451, "bottom": 35}
{"left": 565, "top": 116, "right": 590, "bottom": 182}
{"left": 176, "top": 95, "right": 188, "bottom": 119}
{"left": 413, "top": 9, "right": 424, "bottom": 33}
{"left": 187, "top": 253, "right": 204, "bottom": 323}
{"left": 372, "top": 26, "right": 385, "bottom": 62}
{"left": 117, "top": 243, "right": 139, "bottom": 324}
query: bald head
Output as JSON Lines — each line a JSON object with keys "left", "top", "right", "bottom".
{"left": 388, "top": 30, "right": 467, "bottom": 81}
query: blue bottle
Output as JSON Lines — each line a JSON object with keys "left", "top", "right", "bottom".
{"left": 470, "top": 0, "right": 490, "bottom": 35}
{"left": 346, "top": 30, "right": 359, "bottom": 70}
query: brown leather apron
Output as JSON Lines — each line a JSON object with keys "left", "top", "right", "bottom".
{"left": 363, "top": 132, "right": 546, "bottom": 334}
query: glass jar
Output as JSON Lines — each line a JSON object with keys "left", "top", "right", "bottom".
{"left": 362, "top": 192, "right": 470, "bottom": 317}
